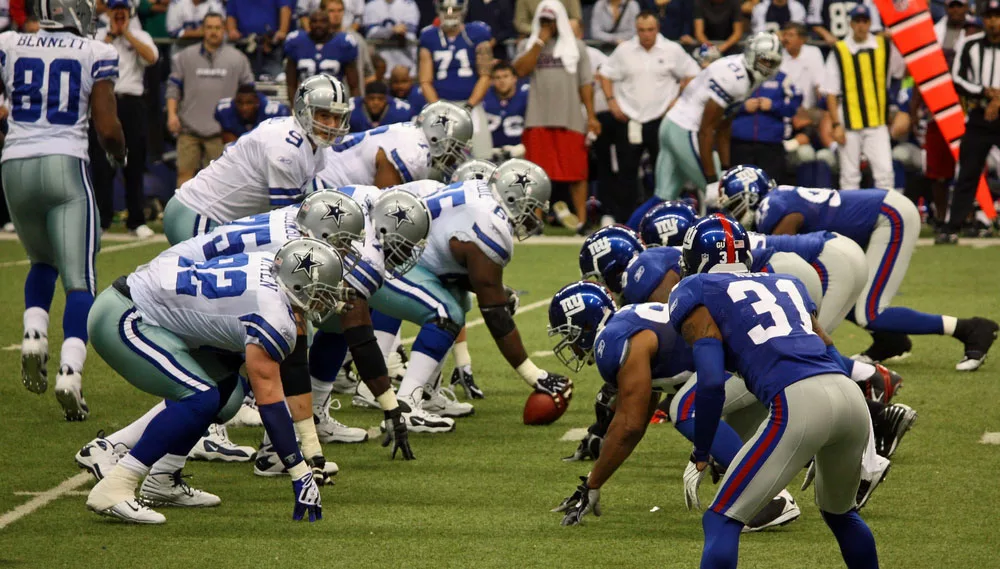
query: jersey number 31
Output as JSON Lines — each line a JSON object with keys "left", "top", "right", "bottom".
{"left": 728, "top": 279, "right": 813, "bottom": 345}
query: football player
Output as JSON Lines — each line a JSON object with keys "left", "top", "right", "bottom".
{"left": 215, "top": 84, "right": 291, "bottom": 143}
{"left": 84, "top": 238, "right": 348, "bottom": 523}
{"left": 3, "top": 0, "right": 127, "bottom": 420}
{"left": 284, "top": 9, "right": 360, "bottom": 97}
{"left": 162, "top": 74, "right": 350, "bottom": 245}
{"left": 636, "top": 200, "right": 699, "bottom": 246}
{"left": 482, "top": 62, "right": 529, "bottom": 162}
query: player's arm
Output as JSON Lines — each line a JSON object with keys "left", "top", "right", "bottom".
{"left": 226, "top": 15, "right": 242, "bottom": 40}
{"left": 461, "top": 241, "right": 527, "bottom": 367}
{"left": 698, "top": 99, "right": 726, "bottom": 184}
{"left": 90, "top": 80, "right": 127, "bottom": 164}
{"left": 285, "top": 58, "right": 299, "bottom": 100}
{"left": 680, "top": 305, "right": 725, "bottom": 470}
{"left": 646, "top": 271, "right": 681, "bottom": 304}
{"left": 373, "top": 148, "right": 405, "bottom": 188}
{"left": 770, "top": 212, "right": 805, "bottom": 235}
{"left": 714, "top": 116, "right": 733, "bottom": 173}
{"left": 418, "top": 47, "right": 439, "bottom": 103}
{"left": 466, "top": 41, "right": 494, "bottom": 107}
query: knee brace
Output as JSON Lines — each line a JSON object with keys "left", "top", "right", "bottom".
{"left": 280, "top": 335, "right": 311, "bottom": 397}
{"left": 480, "top": 304, "right": 515, "bottom": 338}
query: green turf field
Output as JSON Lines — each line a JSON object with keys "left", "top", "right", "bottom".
{"left": 0, "top": 236, "right": 998, "bottom": 569}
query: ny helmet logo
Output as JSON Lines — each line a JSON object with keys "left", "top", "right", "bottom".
{"left": 655, "top": 218, "right": 679, "bottom": 238}
{"left": 560, "top": 293, "right": 586, "bottom": 317}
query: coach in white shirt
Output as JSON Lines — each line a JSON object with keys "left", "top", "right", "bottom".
{"left": 599, "top": 11, "right": 699, "bottom": 221}
{"left": 90, "top": 0, "right": 160, "bottom": 239}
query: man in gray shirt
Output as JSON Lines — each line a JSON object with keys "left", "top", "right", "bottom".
{"left": 166, "top": 12, "right": 254, "bottom": 186}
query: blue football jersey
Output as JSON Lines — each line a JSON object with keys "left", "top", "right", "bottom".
{"left": 482, "top": 83, "right": 529, "bottom": 148}
{"left": 761, "top": 231, "right": 837, "bottom": 264}
{"left": 755, "top": 186, "right": 887, "bottom": 248}
{"left": 418, "top": 22, "right": 492, "bottom": 101}
{"left": 405, "top": 86, "right": 427, "bottom": 115}
{"left": 621, "top": 247, "right": 682, "bottom": 306}
{"left": 348, "top": 95, "right": 413, "bottom": 133}
{"left": 594, "top": 303, "right": 694, "bottom": 390}
{"left": 668, "top": 272, "right": 843, "bottom": 404}
{"left": 284, "top": 30, "right": 359, "bottom": 82}
{"left": 750, "top": 247, "right": 777, "bottom": 272}
{"left": 214, "top": 93, "right": 291, "bottom": 138}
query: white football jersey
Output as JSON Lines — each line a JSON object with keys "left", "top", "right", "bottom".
{"left": 0, "top": 30, "right": 119, "bottom": 162}
{"left": 315, "top": 123, "right": 432, "bottom": 188}
{"left": 397, "top": 179, "right": 514, "bottom": 277}
{"left": 332, "top": 184, "right": 386, "bottom": 299}
{"left": 174, "top": 117, "right": 325, "bottom": 224}
{"left": 666, "top": 55, "right": 757, "bottom": 132}
{"left": 164, "top": 207, "right": 302, "bottom": 262}
{"left": 127, "top": 251, "right": 298, "bottom": 361}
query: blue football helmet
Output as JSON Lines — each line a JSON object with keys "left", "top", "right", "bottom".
{"left": 718, "top": 165, "right": 774, "bottom": 227}
{"left": 639, "top": 201, "right": 699, "bottom": 247}
{"left": 680, "top": 214, "right": 753, "bottom": 276}
{"left": 547, "top": 281, "right": 618, "bottom": 372}
{"left": 578, "top": 225, "right": 645, "bottom": 294}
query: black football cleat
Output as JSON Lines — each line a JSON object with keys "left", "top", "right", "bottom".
{"left": 853, "top": 332, "right": 912, "bottom": 364}
{"left": 450, "top": 366, "right": 484, "bottom": 399}
{"left": 876, "top": 403, "right": 917, "bottom": 459}
{"left": 954, "top": 317, "right": 999, "bottom": 371}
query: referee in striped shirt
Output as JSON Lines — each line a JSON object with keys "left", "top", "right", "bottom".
{"left": 942, "top": 0, "right": 1000, "bottom": 244}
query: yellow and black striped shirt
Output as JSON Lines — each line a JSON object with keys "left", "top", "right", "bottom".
{"left": 833, "top": 34, "right": 889, "bottom": 130}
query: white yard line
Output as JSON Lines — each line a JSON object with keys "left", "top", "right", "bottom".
{"left": 979, "top": 432, "right": 1000, "bottom": 445}
{"left": 13, "top": 490, "right": 89, "bottom": 497}
{"left": 531, "top": 350, "right": 554, "bottom": 357}
{"left": 401, "top": 297, "right": 552, "bottom": 346}
{"left": 0, "top": 472, "right": 90, "bottom": 530}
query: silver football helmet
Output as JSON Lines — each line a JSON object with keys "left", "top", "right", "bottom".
{"left": 451, "top": 158, "right": 497, "bottom": 183}
{"left": 293, "top": 74, "right": 351, "bottom": 148}
{"left": 370, "top": 189, "right": 431, "bottom": 276}
{"left": 415, "top": 101, "right": 473, "bottom": 180}
{"left": 272, "top": 237, "right": 353, "bottom": 322}
{"left": 296, "top": 190, "right": 366, "bottom": 252}
{"left": 489, "top": 158, "right": 551, "bottom": 241}
{"left": 743, "top": 32, "right": 783, "bottom": 83}
{"left": 37, "top": 0, "right": 96, "bottom": 36}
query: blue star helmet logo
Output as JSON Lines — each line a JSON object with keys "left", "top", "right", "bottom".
{"left": 432, "top": 114, "right": 451, "bottom": 128}
{"left": 292, "top": 248, "right": 323, "bottom": 275}
{"left": 323, "top": 200, "right": 347, "bottom": 224}
{"left": 386, "top": 201, "right": 415, "bottom": 229}
{"left": 510, "top": 171, "right": 533, "bottom": 191}
{"left": 297, "top": 84, "right": 309, "bottom": 102}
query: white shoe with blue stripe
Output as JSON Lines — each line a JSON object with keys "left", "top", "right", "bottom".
{"left": 188, "top": 424, "right": 255, "bottom": 462}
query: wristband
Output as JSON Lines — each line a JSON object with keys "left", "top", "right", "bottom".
{"left": 294, "top": 418, "right": 322, "bottom": 459}
{"left": 516, "top": 359, "right": 542, "bottom": 386}
{"left": 288, "top": 461, "right": 310, "bottom": 479}
{"left": 376, "top": 389, "right": 399, "bottom": 412}
{"left": 606, "top": 96, "right": 616, "bottom": 101}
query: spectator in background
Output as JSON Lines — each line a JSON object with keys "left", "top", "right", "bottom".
{"left": 779, "top": 21, "right": 832, "bottom": 182}
{"left": 226, "top": 0, "right": 292, "bottom": 77}
{"left": 166, "top": 0, "right": 225, "bottom": 39}
{"left": 325, "top": 0, "right": 375, "bottom": 92}
{"left": 642, "top": 0, "right": 696, "bottom": 44}
{"left": 297, "top": 0, "right": 362, "bottom": 30}
{"left": 586, "top": 30, "right": 618, "bottom": 227}
{"left": 751, "top": 0, "right": 806, "bottom": 34}
{"left": 419, "top": 0, "right": 493, "bottom": 157}
{"left": 807, "top": 0, "right": 881, "bottom": 44}
{"left": 348, "top": 81, "right": 413, "bottom": 132}
{"left": 285, "top": 9, "right": 360, "bottom": 97}
{"left": 215, "top": 84, "right": 291, "bottom": 143}
{"left": 364, "top": 0, "right": 420, "bottom": 76}
{"left": 483, "top": 61, "right": 529, "bottom": 159}
{"left": 600, "top": 11, "right": 698, "bottom": 221}
{"left": 514, "top": 0, "right": 582, "bottom": 36}
{"left": 139, "top": 0, "right": 171, "bottom": 159}
{"left": 166, "top": 13, "right": 254, "bottom": 186}
{"left": 468, "top": 0, "right": 515, "bottom": 61}
{"left": 694, "top": 0, "right": 743, "bottom": 55}
{"left": 935, "top": 0, "right": 970, "bottom": 66}
{"left": 139, "top": 0, "right": 170, "bottom": 41}
{"left": 514, "top": 0, "right": 599, "bottom": 233}
{"left": 779, "top": 22, "right": 823, "bottom": 108}
{"left": 730, "top": 70, "right": 802, "bottom": 182}
{"left": 590, "top": 0, "right": 641, "bottom": 45}
{"left": 88, "top": 0, "right": 159, "bottom": 239}
{"left": 389, "top": 64, "right": 426, "bottom": 114}
{"left": 370, "top": 52, "right": 388, "bottom": 82}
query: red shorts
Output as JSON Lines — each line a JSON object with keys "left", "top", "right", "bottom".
{"left": 923, "top": 120, "right": 956, "bottom": 180}
{"left": 523, "top": 127, "right": 588, "bottom": 182}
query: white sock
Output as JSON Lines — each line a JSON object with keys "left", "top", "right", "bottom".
{"left": 375, "top": 330, "right": 396, "bottom": 359}
{"left": 396, "top": 351, "right": 441, "bottom": 401}
{"left": 150, "top": 453, "right": 187, "bottom": 474}
{"left": 453, "top": 340, "right": 472, "bottom": 369}
{"left": 105, "top": 401, "right": 166, "bottom": 448}
{"left": 118, "top": 453, "right": 152, "bottom": 477}
{"left": 942, "top": 315, "right": 958, "bottom": 336}
{"left": 60, "top": 337, "right": 87, "bottom": 372}
{"left": 861, "top": 416, "right": 883, "bottom": 476}
{"left": 23, "top": 307, "right": 48, "bottom": 336}
{"left": 850, "top": 361, "right": 877, "bottom": 382}
{"left": 261, "top": 430, "right": 272, "bottom": 447}
{"left": 311, "top": 377, "right": 333, "bottom": 414}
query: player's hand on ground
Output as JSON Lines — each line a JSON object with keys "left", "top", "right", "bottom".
{"left": 291, "top": 470, "right": 323, "bottom": 522}
{"left": 535, "top": 371, "right": 573, "bottom": 400}
{"left": 553, "top": 475, "right": 601, "bottom": 526}
{"left": 684, "top": 458, "right": 709, "bottom": 510}
{"left": 562, "top": 431, "right": 602, "bottom": 462}
{"left": 382, "top": 405, "right": 416, "bottom": 460}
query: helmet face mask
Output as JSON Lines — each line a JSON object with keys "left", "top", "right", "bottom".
{"left": 718, "top": 165, "right": 773, "bottom": 228}
{"left": 547, "top": 282, "right": 618, "bottom": 372}
{"left": 451, "top": 159, "right": 498, "bottom": 183}
{"left": 294, "top": 75, "right": 351, "bottom": 148}
{"left": 438, "top": 0, "right": 467, "bottom": 29}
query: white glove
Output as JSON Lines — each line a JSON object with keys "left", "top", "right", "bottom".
{"left": 703, "top": 181, "right": 721, "bottom": 210}
{"left": 683, "top": 459, "right": 708, "bottom": 510}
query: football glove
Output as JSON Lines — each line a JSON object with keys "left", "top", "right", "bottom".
{"left": 381, "top": 404, "right": 415, "bottom": 460}
{"left": 684, "top": 454, "right": 723, "bottom": 510}
{"left": 504, "top": 285, "right": 521, "bottom": 316}
{"left": 703, "top": 181, "right": 721, "bottom": 209}
{"left": 562, "top": 431, "right": 603, "bottom": 462}
{"left": 552, "top": 475, "right": 601, "bottom": 526}
{"left": 535, "top": 371, "right": 573, "bottom": 401}
{"left": 291, "top": 470, "right": 323, "bottom": 522}
{"left": 306, "top": 455, "right": 337, "bottom": 486}
{"left": 801, "top": 459, "right": 816, "bottom": 491}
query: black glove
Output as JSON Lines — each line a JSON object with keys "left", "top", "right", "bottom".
{"left": 552, "top": 475, "right": 601, "bottom": 526}
{"left": 381, "top": 404, "right": 415, "bottom": 460}
{"left": 305, "top": 454, "right": 337, "bottom": 486}
{"left": 562, "top": 430, "right": 603, "bottom": 462}
{"left": 504, "top": 285, "right": 520, "bottom": 316}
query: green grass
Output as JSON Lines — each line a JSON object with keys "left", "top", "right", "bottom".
{"left": 1, "top": 239, "right": 999, "bottom": 569}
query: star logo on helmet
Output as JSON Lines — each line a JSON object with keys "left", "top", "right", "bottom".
{"left": 292, "top": 248, "right": 323, "bottom": 275}
{"left": 323, "top": 200, "right": 347, "bottom": 224}
{"left": 386, "top": 201, "right": 414, "bottom": 229}
{"left": 432, "top": 114, "right": 451, "bottom": 128}
{"left": 297, "top": 85, "right": 309, "bottom": 101}
{"left": 510, "top": 172, "right": 532, "bottom": 190}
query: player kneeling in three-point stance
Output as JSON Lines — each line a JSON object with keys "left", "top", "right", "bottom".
{"left": 672, "top": 216, "right": 878, "bottom": 568}
{"left": 85, "top": 239, "right": 350, "bottom": 523}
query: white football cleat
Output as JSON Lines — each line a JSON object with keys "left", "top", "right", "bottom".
{"left": 330, "top": 364, "right": 359, "bottom": 394}
{"left": 75, "top": 432, "right": 128, "bottom": 481}
{"left": 399, "top": 395, "right": 455, "bottom": 433}
{"left": 423, "top": 386, "right": 474, "bottom": 418}
{"left": 88, "top": 498, "right": 166, "bottom": 524}
{"left": 225, "top": 396, "right": 262, "bottom": 428}
{"left": 253, "top": 443, "right": 287, "bottom": 477}
{"left": 54, "top": 365, "right": 89, "bottom": 421}
{"left": 20, "top": 330, "right": 48, "bottom": 394}
{"left": 352, "top": 379, "right": 381, "bottom": 409}
{"left": 315, "top": 400, "right": 369, "bottom": 443}
{"left": 743, "top": 489, "right": 800, "bottom": 532}
{"left": 139, "top": 470, "right": 221, "bottom": 507}
{"left": 188, "top": 424, "right": 255, "bottom": 462}
{"left": 856, "top": 456, "right": 891, "bottom": 510}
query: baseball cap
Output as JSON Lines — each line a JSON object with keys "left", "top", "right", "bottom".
{"left": 849, "top": 4, "right": 871, "bottom": 19}
{"left": 107, "top": 0, "right": 130, "bottom": 9}
{"left": 985, "top": 0, "right": 1000, "bottom": 14}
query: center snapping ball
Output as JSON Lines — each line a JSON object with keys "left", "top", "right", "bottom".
{"left": 523, "top": 390, "right": 571, "bottom": 425}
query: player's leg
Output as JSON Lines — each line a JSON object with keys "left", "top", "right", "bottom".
{"left": 299, "top": 325, "right": 369, "bottom": 445}
{"left": 839, "top": 130, "right": 863, "bottom": 190}
{"left": 161, "top": 196, "right": 217, "bottom": 245}
{"left": 423, "top": 285, "right": 475, "bottom": 416}
{"left": 676, "top": 126, "right": 720, "bottom": 212}
{"left": 866, "top": 126, "right": 895, "bottom": 190}
{"left": 644, "top": 119, "right": 683, "bottom": 216}
{"left": 670, "top": 375, "right": 745, "bottom": 467}
{"left": 814, "top": 234, "right": 868, "bottom": 333}
{"left": 2, "top": 159, "right": 59, "bottom": 396}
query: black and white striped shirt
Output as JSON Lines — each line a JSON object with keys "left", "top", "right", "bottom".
{"left": 952, "top": 33, "right": 1000, "bottom": 100}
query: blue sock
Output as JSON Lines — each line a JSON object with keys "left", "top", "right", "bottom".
{"left": 868, "top": 307, "right": 944, "bottom": 335}
{"left": 821, "top": 510, "right": 879, "bottom": 569}
{"left": 259, "top": 401, "right": 304, "bottom": 469}
{"left": 63, "top": 290, "right": 94, "bottom": 342}
{"left": 674, "top": 417, "right": 744, "bottom": 468}
{"left": 372, "top": 310, "right": 402, "bottom": 336}
{"left": 308, "top": 330, "right": 349, "bottom": 382}
{"left": 25, "top": 263, "right": 58, "bottom": 311}
{"left": 700, "top": 509, "right": 743, "bottom": 569}
{"left": 626, "top": 196, "right": 664, "bottom": 230}
{"left": 412, "top": 322, "right": 456, "bottom": 361}
{"left": 130, "top": 390, "right": 219, "bottom": 466}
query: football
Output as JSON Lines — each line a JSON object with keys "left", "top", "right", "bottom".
{"left": 523, "top": 391, "right": 570, "bottom": 425}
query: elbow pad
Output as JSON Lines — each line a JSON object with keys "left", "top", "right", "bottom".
{"left": 481, "top": 304, "right": 516, "bottom": 339}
